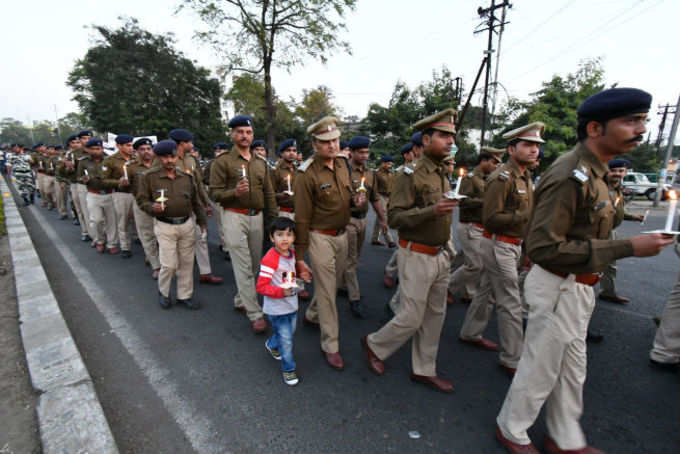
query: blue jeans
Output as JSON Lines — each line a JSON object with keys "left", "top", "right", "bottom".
{"left": 266, "top": 312, "right": 297, "bottom": 372}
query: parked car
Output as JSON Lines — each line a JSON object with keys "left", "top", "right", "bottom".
{"left": 623, "top": 171, "right": 672, "bottom": 200}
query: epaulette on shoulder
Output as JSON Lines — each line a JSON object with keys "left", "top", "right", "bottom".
{"left": 570, "top": 162, "right": 589, "bottom": 184}
{"left": 497, "top": 170, "right": 511, "bottom": 181}
{"left": 297, "top": 158, "right": 313, "bottom": 172}
{"left": 78, "top": 155, "right": 89, "bottom": 161}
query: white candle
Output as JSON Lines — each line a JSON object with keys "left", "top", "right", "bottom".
{"left": 123, "top": 164, "right": 128, "bottom": 180}
{"left": 452, "top": 168, "right": 466, "bottom": 197}
{"left": 84, "top": 169, "right": 89, "bottom": 176}
{"left": 241, "top": 165, "right": 246, "bottom": 178}
{"left": 39, "top": 161, "right": 43, "bottom": 169}
{"left": 287, "top": 174, "right": 292, "bottom": 192}
{"left": 664, "top": 190, "right": 677, "bottom": 231}
{"left": 358, "top": 176, "right": 366, "bottom": 192}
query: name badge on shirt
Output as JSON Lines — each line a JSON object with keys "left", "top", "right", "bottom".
{"left": 594, "top": 200, "right": 610, "bottom": 211}
{"left": 517, "top": 189, "right": 526, "bottom": 194}
{"left": 320, "top": 183, "right": 332, "bottom": 190}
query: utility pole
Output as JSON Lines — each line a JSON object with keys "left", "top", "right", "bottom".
{"left": 53, "top": 104, "right": 62, "bottom": 143}
{"left": 655, "top": 95, "right": 680, "bottom": 206}
{"left": 655, "top": 104, "right": 671, "bottom": 150}
{"left": 475, "top": 0, "right": 511, "bottom": 148}
{"left": 489, "top": 1, "right": 509, "bottom": 143}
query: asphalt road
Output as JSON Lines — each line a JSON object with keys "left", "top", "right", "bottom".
{"left": 12, "top": 189, "right": 680, "bottom": 453}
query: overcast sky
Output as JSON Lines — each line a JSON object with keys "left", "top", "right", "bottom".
{"left": 1, "top": 0, "right": 677, "bottom": 142}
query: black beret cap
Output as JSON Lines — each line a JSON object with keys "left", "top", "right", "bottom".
{"left": 66, "top": 134, "right": 78, "bottom": 144}
{"left": 411, "top": 132, "right": 423, "bottom": 147}
{"left": 169, "top": 128, "right": 194, "bottom": 142}
{"left": 349, "top": 136, "right": 370, "bottom": 150}
{"left": 115, "top": 134, "right": 134, "bottom": 144}
{"left": 77, "top": 130, "right": 93, "bottom": 137}
{"left": 277, "top": 138, "right": 296, "bottom": 155}
{"left": 55, "top": 145, "right": 64, "bottom": 150}
{"left": 400, "top": 142, "right": 414, "bottom": 155}
{"left": 85, "top": 138, "right": 103, "bottom": 147}
{"left": 381, "top": 154, "right": 394, "bottom": 162}
{"left": 251, "top": 139, "right": 266, "bottom": 149}
{"left": 228, "top": 114, "right": 253, "bottom": 128}
{"left": 133, "top": 138, "right": 153, "bottom": 149}
{"left": 578, "top": 87, "right": 652, "bottom": 121}
{"left": 608, "top": 158, "right": 631, "bottom": 169}
{"left": 213, "top": 142, "right": 228, "bottom": 150}
{"left": 153, "top": 139, "right": 177, "bottom": 156}
{"left": 340, "top": 140, "right": 349, "bottom": 150}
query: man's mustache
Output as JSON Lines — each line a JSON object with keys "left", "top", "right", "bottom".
{"left": 626, "top": 134, "right": 644, "bottom": 144}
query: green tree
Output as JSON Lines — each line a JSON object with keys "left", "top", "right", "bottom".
{"left": 0, "top": 118, "right": 33, "bottom": 146}
{"left": 179, "top": 0, "right": 356, "bottom": 152}
{"left": 295, "top": 85, "right": 339, "bottom": 125}
{"left": 67, "top": 18, "right": 225, "bottom": 155}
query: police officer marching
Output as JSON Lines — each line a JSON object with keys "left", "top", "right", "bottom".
{"left": 371, "top": 154, "right": 396, "bottom": 248}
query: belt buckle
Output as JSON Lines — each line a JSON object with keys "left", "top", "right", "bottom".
{"left": 248, "top": 209, "right": 257, "bottom": 216}
{"left": 99, "top": 190, "right": 106, "bottom": 195}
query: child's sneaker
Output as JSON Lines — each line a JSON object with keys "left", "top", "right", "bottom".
{"left": 265, "top": 340, "right": 282, "bottom": 360}
{"left": 283, "top": 370, "right": 299, "bottom": 386}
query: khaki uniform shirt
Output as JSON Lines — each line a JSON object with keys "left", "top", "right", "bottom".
{"left": 293, "top": 156, "right": 353, "bottom": 259}
{"left": 59, "top": 148, "right": 87, "bottom": 183}
{"left": 389, "top": 153, "right": 451, "bottom": 247}
{"left": 35, "top": 154, "right": 48, "bottom": 173}
{"left": 175, "top": 153, "right": 210, "bottom": 207}
{"left": 482, "top": 158, "right": 534, "bottom": 238}
{"left": 208, "top": 149, "right": 277, "bottom": 218}
{"left": 102, "top": 151, "right": 135, "bottom": 193}
{"left": 45, "top": 154, "right": 59, "bottom": 176}
{"left": 609, "top": 181, "right": 637, "bottom": 229}
{"left": 137, "top": 167, "right": 206, "bottom": 227}
{"left": 375, "top": 167, "right": 392, "bottom": 196}
{"left": 77, "top": 156, "right": 116, "bottom": 193}
{"left": 350, "top": 162, "right": 379, "bottom": 217}
{"left": 272, "top": 160, "right": 297, "bottom": 210}
{"left": 127, "top": 159, "right": 154, "bottom": 197}
{"left": 458, "top": 165, "right": 488, "bottom": 223}
{"left": 526, "top": 143, "right": 634, "bottom": 274}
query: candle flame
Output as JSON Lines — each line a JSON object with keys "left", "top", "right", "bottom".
{"left": 670, "top": 190, "right": 678, "bottom": 201}
{"left": 458, "top": 168, "right": 466, "bottom": 177}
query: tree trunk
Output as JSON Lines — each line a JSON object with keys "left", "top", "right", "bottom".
{"left": 263, "top": 58, "right": 276, "bottom": 159}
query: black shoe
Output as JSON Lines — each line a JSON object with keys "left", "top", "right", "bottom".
{"left": 59, "top": 215, "right": 67, "bottom": 220}
{"left": 350, "top": 300, "right": 367, "bottom": 319}
{"left": 653, "top": 316, "right": 661, "bottom": 327}
{"left": 337, "top": 288, "right": 348, "bottom": 297}
{"left": 224, "top": 251, "right": 231, "bottom": 261}
{"left": 81, "top": 234, "right": 92, "bottom": 242}
{"left": 159, "top": 293, "right": 171, "bottom": 309}
{"left": 649, "top": 358, "right": 679, "bottom": 372}
{"left": 586, "top": 330, "right": 604, "bottom": 343}
{"left": 177, "top": 298, "right": 201, "bottom": 310}
{"left": 30, "top": 193, "right": 35, "bottom": 203}
{"left": 133, "top": 238, "right": 142, "bottom": 245}
{"left": 23, "top": 198, "right": 31, "bottom": 207}
{"left": 73, "top": 218, "right": 80, "bottom": 225}
{"left": 121, "top": 250, "right": 132, "bottom": 258}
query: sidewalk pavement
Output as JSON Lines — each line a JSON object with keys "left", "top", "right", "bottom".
{"left": 1, "top": 177, "right": 118, "bottom": 453}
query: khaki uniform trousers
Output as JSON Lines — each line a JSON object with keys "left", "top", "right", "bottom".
{"left": 449, "top": 223, "right": 484, "bottom": 299}
{"left": 133, "top": 202, "right": 160, "bottom": 270}
{"left": 70, "top": 184, "right": 88, "bottom": 235}
{"left": 598, "top": 230, "right": 618, "bottom": 297}
{"left": 367, "top": 245, "right": 449, "bottom": 376}
{"left": 77, "top": 184, "right": 94, "bottom": 238}
{"left": 43, "top": 175, "right": 56, "bottom": 206}
{"left": 497, "top": 265, "right": 595, "bottom": 451}
{"left": 194, "top": 214, "right": 212, "bottom": 275}
{"left": 154, "top": 217, "right": 196, "bottom": 299}
{"left": 222, "top": 209, "right": 264, "bottom": 321}
{"left": 305, "top": 231, "right": 348, "bottom": 354}
{"left": 650, "top": 272, "right": 680, "bottom": 365}
{"left": 384, "top": 249, "right": 399, "bottom": 280}
{"left": 86, "top": 192, "right": 119, "bottom": 249}
{"left": 466, "top": 237, "right": 523, "bottom": 367}
{"left": 371, "top": 194, "right": 394, "bottom": 244}
{"left": 55, "top": 181, "right": 68, "bottom": 216}
{"left": 112, "top": 192, "right": 135, "bottom": 251}
{"left": 342, "top": 217, "right": 367, "bottom": 301}
{"left": 211, "top": 201, "right": 226, "bottom": 249}
{"left": 36, "top": 173, "right": 45, "bottom": 200}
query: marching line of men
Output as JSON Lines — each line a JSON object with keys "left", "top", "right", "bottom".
{"left": 4, "top": 86, "right": 680, "bottom": 454}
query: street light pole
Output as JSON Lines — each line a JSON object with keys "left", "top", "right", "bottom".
{"left": 655, "top": 94, "right": 680, "bottom": 207}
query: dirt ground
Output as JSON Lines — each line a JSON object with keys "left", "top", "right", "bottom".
{"left": 0, "top": 221, "right": 41, "bottom": 452}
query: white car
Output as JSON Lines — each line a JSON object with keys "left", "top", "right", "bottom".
{"left": 622, "top": 171, "right": 671, "bottom": 200}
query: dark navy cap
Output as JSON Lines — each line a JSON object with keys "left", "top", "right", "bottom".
{"left": 349, "top": 136, "right": 370, "bottom": 150}
{"left": 228, "top": 114, "right": 253, "bottom": 129}
{"left": 411, "top": 132, "right": 423, "bottom": 147}
{"left": 55, "top": 145, "right": 64, "bottom": 151}
{"left": 400, "top": 142, "right": 414, "bottom": 155}
{"left": 66, "top": 134, "right": 78, "bottom": 145}
{"left": 32, "top": 142, "right": 44, "bottom": 150}
{"left": 251, "top": 139, "right": 266, "bottom": 149}
{"left": 115, "top": 134, "right": 134, "bottom": 145}
{"left": 85, "top": 138, "right": 103, "bottom": 148}
{"left": 153, "top": 139, "right": 177, "bottom": 156}
{"left": 77, "top": 130, "right": 93, "bottom": 138}
{"left": 133, "top": 138, "right": 153, "bottom": 149}
{"left": 538, "top": 149, "right": 545, "bottom": 160}
{"left": 381, "top": 154, "right": 394, "bottom": 162}
{"left": 340, "top": 140, "right": 349, "bottom": 150}
{"left": 608, "top": 158, "right": 631, "bottom": 169}
{"left": 213, "top": 142, "right": 228, "bottom": 150}
{"left": 169, "top": 129, "right": 193, "bottom": 142}
{"left": 47, "top": 144, "right": 56, "bottom": 149}
{"left": 578, "top": 88, "right": 652, "bottom": 121}
{"left": 277, "top": 138, "right": 296, "bottom": 155}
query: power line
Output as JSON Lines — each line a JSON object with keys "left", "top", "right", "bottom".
{"left": 503, "top": 0, "right": 574, "bottom": 54}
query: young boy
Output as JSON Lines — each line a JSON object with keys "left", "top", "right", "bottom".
{"left": 256, "top": 217, "right": 301, "bottom": 386}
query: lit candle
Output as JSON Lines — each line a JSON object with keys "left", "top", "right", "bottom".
{"left": 664, "top": 189, "right": 677, "bottom": 232}
{"left": 123, "top": 164, "right": 128, "bottom": 180}
{"left": 452, "top": 167, "right": 466, "bottom": 197}
{"left": 241, "top": 165, "right": 246, "bottom": 179}
{"left": 156, "top": 189, "right": 168, "bottom": 210}
{"left": 358, "top": 176, "right": 366, "bottom": 192}
{"left": 39, "top": 161, "right": 43, "bottom": 169}
{"left": 286, "top": 174, "right": 292, "bottom": 193}
{"left": 84, "top": 169, "right": 89, "bottom": 176}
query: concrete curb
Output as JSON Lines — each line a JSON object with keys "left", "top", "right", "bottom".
{"left": 1, "top": 178, "right": 118, "bottom": 454}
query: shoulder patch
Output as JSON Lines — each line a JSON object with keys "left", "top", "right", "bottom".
{"left": 297, "top": 158, "right": 314, "bottom": 172}
{"left": 498, "top": 170, "right": 510, "bottom": 181}
{"left": 571, "top": 168, "right": 589, "bottom": 183}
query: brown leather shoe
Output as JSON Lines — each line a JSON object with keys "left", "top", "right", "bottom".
{"left": 95, "top": 243, "right": 105, "bottom": 253}
{"left": 297, "top": 289, "right": 311, "bottom": 301}
{"left": 371, "top": 240, "right": 386, "bottom": 246}
{"left": 323, "top": 351, "right": 345, "bottom": 370}
{"left": 447, "top": 291, "right": 455, "bottom": 305}
{"left": 496, "top": 426, "right": 539, "bottom": 454}
{"left": 303, "top": 316, "right": 319, "bottom": 328}
{"left": 459, "top": 337, "right": 499, "bottom": 352}
{"left": 361, "top": 336, "right": 384, "bottom": 375}
{"left": 151, "top": 269, "right": 160, "bottom": 280}
{"left": 199, "top": 274, "right": 224, "bottom": 285}
{"left": 387, "top": 241, "right": 396, "bottom": 248}
{"left": 545, "top": 436, "right": 603, "bottom": 454}
{"left": 599, "top": 293, "right": 630, "bottom": 304}
{"left": 108, "top": 247, "right": 120, "bottom": 255}
{"left": 500, "top": 364, "right": 517, "bottom": 378}
{"left": 409, "top": 373, "right": 454, "bottom": 393}
{"left": 383, "top": 274, "right": 395, "bottom": 288}
{"left": 252, "top": 318, "right": 267, "bottom": 334}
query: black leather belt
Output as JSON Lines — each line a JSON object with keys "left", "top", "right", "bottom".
{"left": 157, "top": 216, "right": 189, "bottom": 225}
{"left": 351, "top": 211, "right": 367, "bottom": 219}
